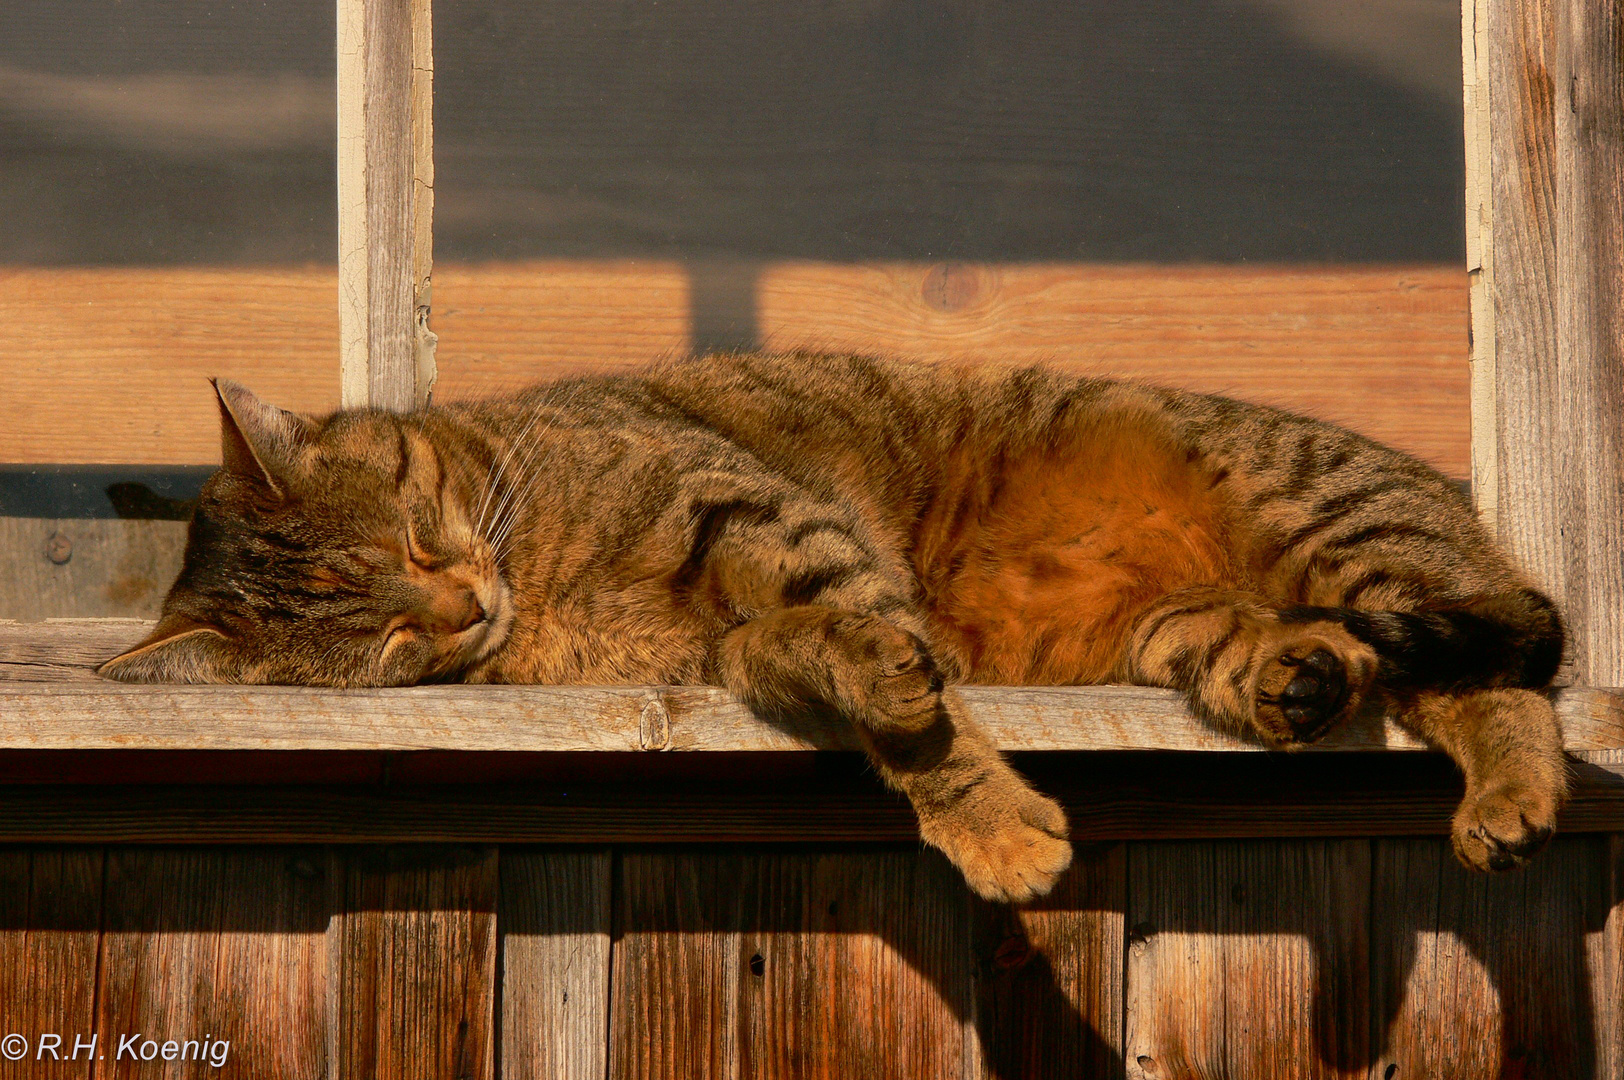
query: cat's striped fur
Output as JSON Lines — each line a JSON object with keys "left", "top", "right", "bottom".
{"left": 103, "top": 353, "right": 1568, "bottom": 900}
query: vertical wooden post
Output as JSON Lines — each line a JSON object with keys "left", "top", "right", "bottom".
{"left": 338, "top": 0, "right": 436, "bottom": 411}
{"left": 1467, "top": 0, "right": 1624, "bottom": 686}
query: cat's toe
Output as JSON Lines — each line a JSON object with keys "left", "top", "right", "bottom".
{"left": 919, "top": 785, "right": 1072, "bottom": 904}
{"left": 1276, "top": 647, "right": 1346, "bottom": 736}
{"left": 1452, "top": 781, "right": 1559, "bottom": 872}
{"left": 831, "top": 616, "right": 943, "bottom": 730}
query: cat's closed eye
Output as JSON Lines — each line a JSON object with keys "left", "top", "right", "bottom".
{"left": 380, "top": 618, "right": 420, "bottom": 658}
{"left": 403, "top": 522, "right": 443, "bottom": 571}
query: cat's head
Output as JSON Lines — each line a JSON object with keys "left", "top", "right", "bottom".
{"left": 100, "top": 380, "right": 513, "bottom": 686}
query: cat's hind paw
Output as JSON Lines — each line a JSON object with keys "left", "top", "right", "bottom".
{"left": 1452, "top": 779, "right": 1560, "bottom": 872}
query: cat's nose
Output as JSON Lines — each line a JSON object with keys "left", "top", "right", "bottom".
{"left": 454, "top": 593, "right": 486, "bottom": 632}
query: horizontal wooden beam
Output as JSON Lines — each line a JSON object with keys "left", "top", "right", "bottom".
{"left": 0, "top": 682, "right": 1614, "bottom": 755}
{"left": 3, "top": 620, "right": 1621, "bottom": 755}
{"left": 0, "top": 752, "right": 1620, "bottom": 843}
{"left": 0, "top": 263, "right": 1469, "bottom": 473}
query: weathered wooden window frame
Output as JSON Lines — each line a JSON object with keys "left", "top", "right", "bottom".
{"left": 0, "top": 0, "right": 1617, "bottom": 768}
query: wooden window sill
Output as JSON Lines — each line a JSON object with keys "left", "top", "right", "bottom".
{"left": 4, "top": 619, "right": 1621, "bottom": 758}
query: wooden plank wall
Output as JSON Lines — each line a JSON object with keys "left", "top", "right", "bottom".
{"left": 0, "top": 519, "right": 187, "bottom": 620}
{"left": 0, "top": 837, "right": 1617, "bottom": 1078}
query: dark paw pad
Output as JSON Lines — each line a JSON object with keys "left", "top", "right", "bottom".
{"left": 1275, "top": 648, "right": 1348, "bottom": 739}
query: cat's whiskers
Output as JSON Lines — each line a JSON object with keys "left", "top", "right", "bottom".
{"left": 481, "top": 391, "right": 564, "bottom": 563}
{"left": 473, "top": 403, "right": 542, "bottom": 540}
{"left": 486, "top": 448, "right": 544, "bottom": 565}
{"left": 474, "top": 384, "right": 560, "bottom": 537}
{"left": 476, "top": 388, "right": 559, "bottom": 549}
{"left": 486, "top": 430, "right": 559, "bottom": 562}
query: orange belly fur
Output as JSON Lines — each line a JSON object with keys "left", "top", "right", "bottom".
{"left": 914, "top": 422, "right": 1236, "bottom": 684}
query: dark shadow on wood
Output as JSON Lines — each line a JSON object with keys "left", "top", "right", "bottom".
{"left": 972, "top": 843, "right": 1128, "bottom": 1079}
{"left": 1, "top": 750, "right": 1624, "bottom": 842}
{"left": 1363, "top": 833, "right": 1609, "bottom": 1076}
{"left": 0, "top": 757, "right": 1616, "bottom": 1072}
{"left": 686, "top": 260, "right": 760, "bottom": 355}
{"left": 607, "top": 843, "right": 1124, "bottom": 1079}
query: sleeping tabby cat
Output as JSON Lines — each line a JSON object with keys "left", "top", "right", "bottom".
{"left": 102, "top": 354, "right": 1567, "bottom": 902}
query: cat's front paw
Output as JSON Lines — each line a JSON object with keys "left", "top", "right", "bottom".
{"left": 1452, "top": 778, "right": 1560, "bottom": 872}
{"left": 832, "top": 614, "right": 944, "bottom": 732}
{"left": 1249, "top": 623, "right": 1377, "bottom": 744}
{"left": 917, "top": 775, "right": 1072, "bottom": 904}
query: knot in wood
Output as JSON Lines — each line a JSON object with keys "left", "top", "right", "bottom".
{"left": 44, "top": 530, "right": 72, "bottom": 565}
{"left": 921, "top": 263, "right": 983, "bottom": 312}
{"left": 992, "top": 934, "right": 1032, "bottom": 970}
{"left": 639, "top": 693, "right": 672, "bottom": 751}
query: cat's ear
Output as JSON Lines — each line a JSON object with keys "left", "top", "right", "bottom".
{"left": 97, "top": 615, "right": 239, "bottom": 683}
{"left": 212, "top": 378, "right": 316, "bottom": 496}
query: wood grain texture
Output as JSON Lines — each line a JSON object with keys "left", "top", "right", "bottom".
{"left": 338, "top": 0, "right": 434, "bottom": 410}
{"left": 334, "top": 845, "right": 497, "bottom": 1080}
{"left": 1464, "top": 0, "right": 1498, "bottom": 523}
{"left": 408, "top": 0, "right": 435, "bottom": 404}
{"left": 498, "top": 849, "right": 611, "bottom": 1080}
{"left": 972, "top": 842, "right": 1126, "bottom": 1079}
{"left": 0, "top": 520, "right": 185, "bottom": 621}
{"left": 610, "top": 850, "right": 978, "bottom": 1080}
{"left": 0, "top": 677, "right": 1618, "bottom": 756}
{"left": 1368, "top": 835, "right": 1608, "bottom": 1077}
{"left": 1587, "top": 834, "right": 1623, "bottom": 1079}
{"left": 429, "top": 260, "right": 692, "bottom": 394}
{"left": 739, "top": 852, "right": 976, "bottom": 1079}
{"left": 0, "top": 848, "right": 103, "bottom": 1080}
{"left": 0, "top": 267, "right": 340, "bottom": 465}
{"left": 1, "top": 263, "right": 1466, "bottom": 471}
{"left": 1476, "top": 0, "right": 1624, "bottom": 686}
{"left": 1479, "top": 0, "right": 1557, "bottom": 576}
{"left": 1552, "top": 0, "right": 1624, "bottom": 687}
{"left": 609, "top": 851, "right": 742, "bottom": 1080}
{"left": 1124, "top": 840, "right": 1372, "bottom": 1079}
{"left": 337, "top": 0, "right": 367, "bottom": 408}
{"left": 94, "top": 847, "right": 330, "bottom": 1079}
{"left": 0, "top": 619, "right": 152, "bottom": 681}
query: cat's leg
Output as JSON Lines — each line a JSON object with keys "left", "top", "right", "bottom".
{"left": 1122, "top": 586, "right": 1380, "bottom": 744}
{"left": 715, "top": 605, "right": 1072, "bottom": 903}
{"left": 676, "top": 475, "right": 1071, "bottom": 900}
{"left": 1281, "top": 565, "right": 1568, "bottom": 870}
{"left": 1401, "top": 688, "right": 1565, "bottom": 871}
{"left": 1125, "top": 583, "right": 1564, "bottom": 870}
